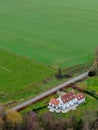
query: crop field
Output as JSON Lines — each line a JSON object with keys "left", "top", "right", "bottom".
{"left": 0, "top": 49, "right": 55, "bottom": 104}
{"left": 0, "top": 0, "right": 98, "bottom": 67}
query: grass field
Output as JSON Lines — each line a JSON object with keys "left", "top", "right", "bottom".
{"left": 0, "top": 49, "right": 55, "bottom": 104}
{"left": 0, "top": 48, "right": 90, "bottom": 105}
{"left": 0, "top": 0, "right": 98, "bottom": 67}
{"left": 85, "top": 77, "right": 98, "bottom": 94}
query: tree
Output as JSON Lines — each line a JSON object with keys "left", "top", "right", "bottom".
{"left": 23, "top": 111, "right": 41, "bottom": 130}
{"left": 56, "top": 67, "right": 63, "bottom": 79}
{"left": 0, "top": 104, "right": 22, "bottom": 130}
{"left": 90, "top": 47, "right": 98, "bottom": 74}
{"left": 88, "top": 47, "right": 98, "bottom": 76}
{"left": 0, "top": 118, "right": 4, "bottom": 130}
{"left": 4, "top": 109, "right": 22, "bottom": 130}
{"left": 40, "top": 112, "right": 67, "bottom": 130}
{"left": 95, "top": 46, "right": 98, "bottom": 60}
{"left": 75, "top": 119, "right": 84, "bottom": 130}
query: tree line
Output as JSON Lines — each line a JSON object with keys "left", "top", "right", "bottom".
{"left": 0, "top": 104, "right": 98, "bottom": 130}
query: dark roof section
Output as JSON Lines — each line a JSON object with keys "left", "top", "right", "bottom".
{"left": 49, "top": 98, "right": 60, "bottom": 106}
{"left": 61, "top": 91, "right": 76, "bottom": 103}
{"left": 76, "top": 93, "right": 85, "bottom": 101}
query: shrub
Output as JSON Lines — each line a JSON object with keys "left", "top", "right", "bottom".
{"left": 4, "top": 109, "right": 22, "bottom": 130}
{"left": 23, "top": 111, "right": 41, "bottom": 130}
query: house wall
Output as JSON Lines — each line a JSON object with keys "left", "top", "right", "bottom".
{"left": 57, "top": 98, "right": 78, "bottom": 109}
{"left": 48, "top": 96, "right": 86, "bottom": 113}
{"left": 78, "top": 98, "right": 85, "bottom": 104}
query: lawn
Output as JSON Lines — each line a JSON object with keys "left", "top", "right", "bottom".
{"left": 84, "top": 76, "right": 98, "bottom": 94}
{"left": 0, "top": 0, "right": 98, "bottom": 67}
{"left": 0, "top": 49, "right": 55, "bottom": 104}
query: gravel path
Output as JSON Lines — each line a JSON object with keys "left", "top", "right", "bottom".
{"left": 12, "top": 72, "right": 88, "bottom": 111}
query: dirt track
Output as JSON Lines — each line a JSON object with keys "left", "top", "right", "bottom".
{"left": 12, "top": 72, "right": 88, "bottom": 111}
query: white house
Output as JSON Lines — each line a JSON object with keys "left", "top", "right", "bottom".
{"left": 76, "top": 93, "right": 85, "bottom": 104}
{"left": 48, "top": 97, "right": 60, "bottom": 112}
{"left": 48, "top": 90, "right": 85, "bottom": 113}
{"left": 57, "top": 91, "right": 76, "bottom": 109}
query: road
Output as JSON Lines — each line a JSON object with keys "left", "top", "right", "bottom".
{"left": 12, "top": 71, "right": 88, "bottom": 111}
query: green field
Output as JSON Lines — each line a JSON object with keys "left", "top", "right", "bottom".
{"left": 0, "top": 48, "right": 90, "bottom": 106}
{"left": 0, "top": 0, "right": 98, "bottom": 109}
{"left": 0, "top": 49, "right": 55, "bottom": 104}
{"left": 0, "top": 0, "right": 98, "bottom": 67}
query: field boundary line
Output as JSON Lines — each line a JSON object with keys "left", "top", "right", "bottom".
{"left": 0, "top": 66, "right": 12, "bottom": 72}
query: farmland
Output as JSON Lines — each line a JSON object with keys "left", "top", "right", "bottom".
{"left": 0, "top": 49, "right": 55, "bottom": 104}
{"left": 0, "top": 0, "right": 98, "bottom": 112}
{"left": 1, "top": 1, "right": 98, "bottom": 128}
{"left": 0, "top": 0, "right": 98, "bottom": 67}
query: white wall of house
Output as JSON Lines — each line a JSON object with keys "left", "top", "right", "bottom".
{"left": 49, "top": 103, "right": 53, "bottom": 108}
{"left": 57, "top": 98, "right": 77, "bottom": 109}
{"left": 73, "top": 98, "right": 78, "bottom": 104}
{"left": 78, "top": 98, "right": 85, "bottom": 104}
{"left": 68, "top": 100, "right": 74, "bottom": 106}
{"left": 49, "top": 102, "right": 61, "bottom": 110}
{"left": 57, "top": 97, "right": 63, "bottom": 104}
{"left": 48, "top": 95, "right": 86, "bottom": 113}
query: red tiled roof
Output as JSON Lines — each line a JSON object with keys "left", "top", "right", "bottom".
{"left": 61, "top": 91, "right": 76, "bottom": 103}
{"left": 76, "top": 93, "right": 85, "bottom": 101}
{"left": 49, "top": 98, "right": 56, "bottom": 104}
{"left": 49, "top": 98, "right": 60, "bottom": 106}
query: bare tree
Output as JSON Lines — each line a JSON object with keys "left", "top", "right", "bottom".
{"left": 40, "top": 112, "right": 67, "bottom": 130}
{"left": 23, "top": 111, "right": 41, "bottom": 130}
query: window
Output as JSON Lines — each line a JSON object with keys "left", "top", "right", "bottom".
{"left": 58, "top": 106, "right": 61, "bottom": 109}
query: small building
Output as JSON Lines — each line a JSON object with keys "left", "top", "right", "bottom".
{"left": 48, "top": 98, "right": 60, "bottom": 113}
{"left": 48, "top": 98, "right": 60, "bottom": 109}
{"left": 48, "top": 90, "right": 85, "bottom": 113}
{"left": 76, "top": 93, "right": 85, "bottom": 104}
